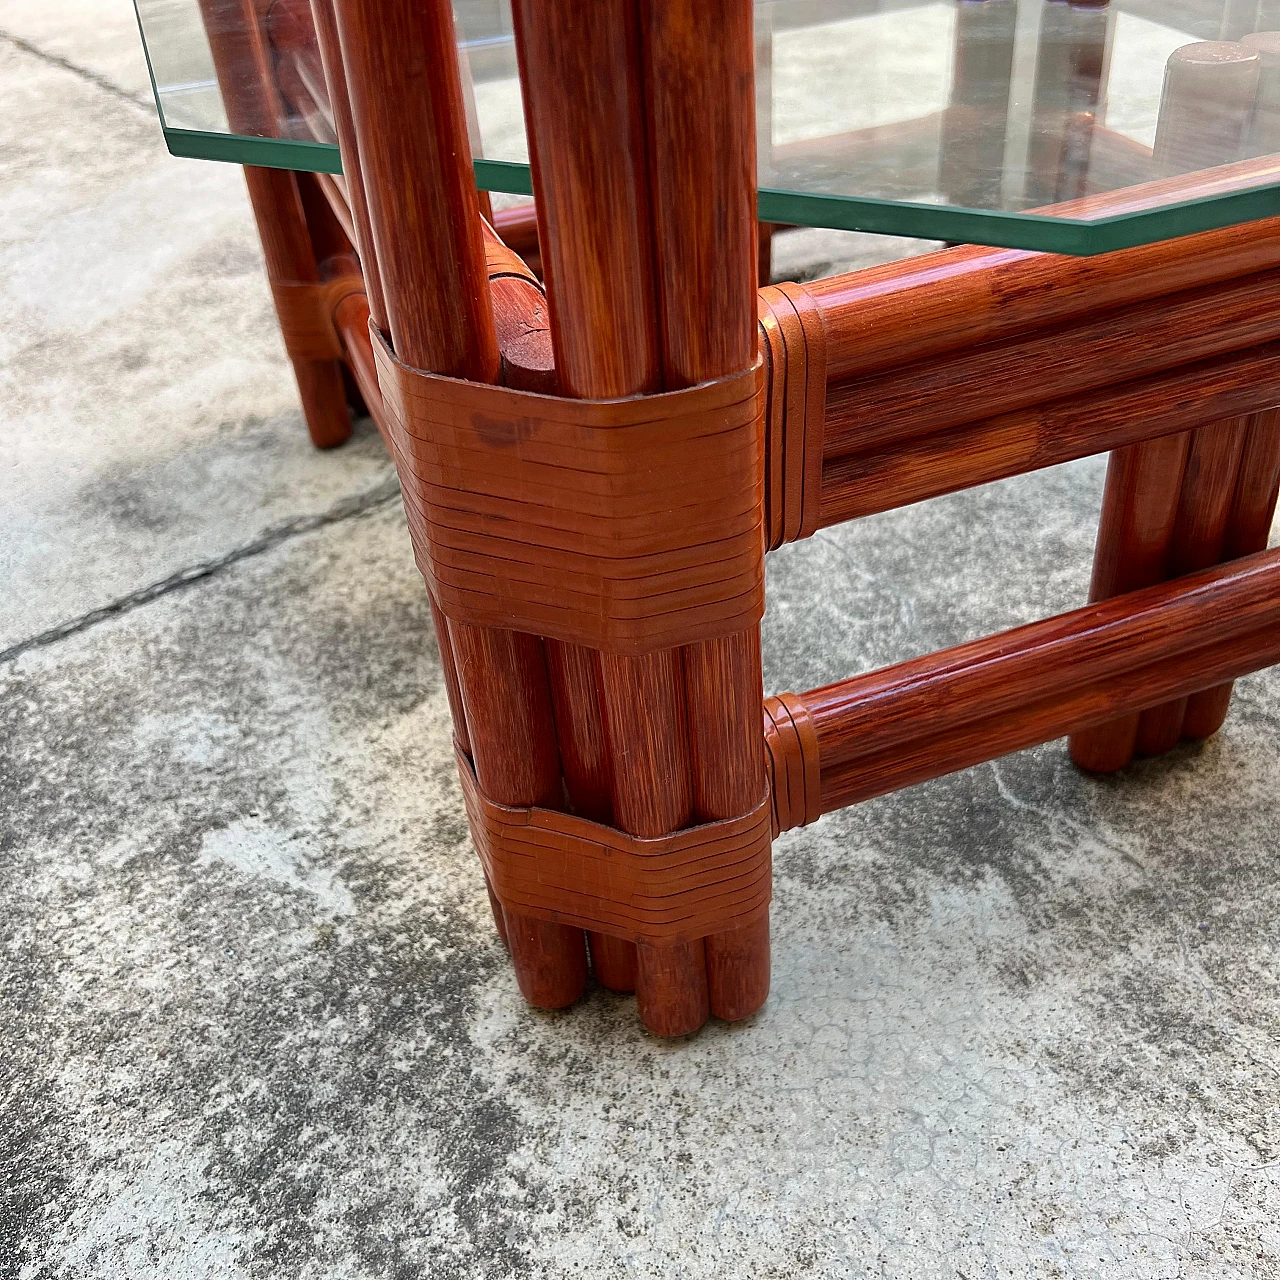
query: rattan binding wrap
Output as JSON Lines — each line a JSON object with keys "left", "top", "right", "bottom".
{"left": 758, "top": 283, "right": 827, "bottom": 550}
{"left": 456, "top": 745, "right": 772, "bottom": 944}
{"left": 271, "top": 277, "right": 365, "bottom": 361}
{"left": 763, "top": 692, "right": 822, "bottom": 833}
{"left": 372, "top": 325, "right": 767, "bottom": 654}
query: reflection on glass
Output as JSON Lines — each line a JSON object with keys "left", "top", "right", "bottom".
{"left": 134, "top": 0, "right": 1280, "bottom": 241}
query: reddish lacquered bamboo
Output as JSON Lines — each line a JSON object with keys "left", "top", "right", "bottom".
{"left": 309, "top": 0, "right": 387, "bottom": 328}
{"left": 806, "top": 214, "right": 1280, "bottom": 385}
{"left": 822, "top": 264, "right": 1280, "bottom": 461}
{"left": 479, "top": 219, "right": 557, "bottom": 392}
{"left": 639, "top": 0, "right": 768, "bottom": 1024}
{"left": 1067, "top": 432, "right": 1192, "bottom": 771}
{"left": 334, "top": 0, "right": 586, "bottom": 1007}
{"left": 243, "top": 167, "right": 351, "bottom": 448}
{"left": 199, "top": 0, "right": 350, "bottom": 448}
{"left": 796, "top": 548, "right": 1280, "bottom": 814}
{"left": 1133, "top": 416, "right": 1250, "bottom": 752}
{"left": 807, "top": 548, "right": 1280, "bottom": 772}
{"left": 818, "top": 341, "right": 1280, "bottom": 528}
{"left": 1183, "top": 408, "right": 1280, "bottom": 737}
{"left": 492, "top": 203, "right": 541, "bottom": 274}
{"left": 514, "top": 0, "right": 750, "bottom": 1032}
{"left": 511, "top": 0, "right": 679, "bottom": 1011}
{"left": 1072, "top": 42, "right": 1264, "bottom": 769}
{"left": 821, "top": 619, "right": 1280, "bottom": 814}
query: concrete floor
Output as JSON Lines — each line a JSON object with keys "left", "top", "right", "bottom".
{"left": 4, "top": 4, "right": 1280, "bottom": 1278}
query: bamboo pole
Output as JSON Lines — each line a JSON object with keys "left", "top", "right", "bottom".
{"left": 509, "top": 0, "right": 693, "bottom": 1024}
{"left": 511, "top": 0, "right": 768, "bottom": 1031}
{"left": 1182, "top": 30, "right": 1280, "bottom": 738}
{"left": 332, "top": 0, "right": 586, "bottom": 1006}
{"left": 771, "top": 549, "right": 1280, "bottom": 815}
{"left": 1069, "top": 39, "right": 1260, "bottom": 769}
{"left": 198, "top": 0, "right": 351, "bottom": 448}
{"left": 640, "top": 0, "right": 770, "bottom": 1025}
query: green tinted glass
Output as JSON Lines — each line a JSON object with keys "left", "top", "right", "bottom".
{"left": 135, "top": 0, "right": 1280, "bottom": 254}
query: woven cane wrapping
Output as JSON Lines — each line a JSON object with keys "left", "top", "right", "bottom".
{"left": 456, "top": 746, "right": 772, "bottom": 944}
{"left": 758, "top": 283, "right": 827, "bottom": 549}
{"left": 372, "top": 325, "right": 767, "bottom": 654}
{"left": 763, "top": 692, "right": 822, "bottom": 833}
{"left": 270, "top": 277, "right": 364, "bottom": 361}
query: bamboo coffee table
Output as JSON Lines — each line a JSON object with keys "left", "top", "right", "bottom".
{"left": 136, "top": 0, "right": 1280, "bottom": 1036}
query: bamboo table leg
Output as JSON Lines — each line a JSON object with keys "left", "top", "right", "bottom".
{"left": 1070, "top": 40, "right": 1260, "bottom": 770}
{"left": 641, "top": 0, "right": 770, "bottom": 1025}
{"left": 1182, "top": 408, "right": 1280, "bottom": 738}
{"left": 511, "top": 0, "right": 699, "bottom": 1033}
{"left": 199, "top": 0, "right": 351, "bottom": 449}
{"left": 333, "top": 0, "right": 587, "bottom": 1007}
{"left": 512, "top": 0, "right": 769, "bottom": 1035}
{"left": 1181, "top": 33, "right": 1280, "bottom": 741}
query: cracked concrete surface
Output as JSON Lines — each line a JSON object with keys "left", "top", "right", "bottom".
{"left": 4, "top": 4, "right": 1280, "bottom": 1278}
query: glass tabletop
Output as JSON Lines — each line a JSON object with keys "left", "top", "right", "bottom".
{"left": 136, "top": 0, "right": 1280, "bottom": 254}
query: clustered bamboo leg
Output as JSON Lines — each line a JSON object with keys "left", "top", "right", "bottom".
{"left": 641, "top": 0, "right": 770, "bottom": 1025}
{"left": 510, "top": 0, "right": 697, "bottom": 1034}
{"left": 198, "top": 0, "right": 351, "bottom": 449}
{"left": 332, "top": 0, "right": 588, "bottom": 1008}
{"left": 1181, "top": 410, "right": 1280, "bottom": 737}
{"left": 511, "top": 0, "right": 767, "bottom": 1035}
{"left": 1069, "top": 38, "right": 1273, "bottom": 771}
{"left": 245, "top": 168, "right": 352, "bottom": 448}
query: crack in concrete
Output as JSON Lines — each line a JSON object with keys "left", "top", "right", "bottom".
{"left": 1, "top": 476, "right": 403, "bottom": 667}
{"left": 0, "top": 27, "right": 152, "bottom": 110}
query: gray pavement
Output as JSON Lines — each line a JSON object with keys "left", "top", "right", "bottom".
{"left": 3, "top": 5, "right": 1280, "bottom": 1279}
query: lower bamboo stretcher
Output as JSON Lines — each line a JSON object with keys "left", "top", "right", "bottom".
{"left": 766, "top": 549, "right": 1280, "bottom": 828}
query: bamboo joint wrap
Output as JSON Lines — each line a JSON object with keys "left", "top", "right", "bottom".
{"left": 758, "top": 283, "right": 827, "bottom": 549}
{"left": 372, "top": 324, "right": 767, "bottom": 654}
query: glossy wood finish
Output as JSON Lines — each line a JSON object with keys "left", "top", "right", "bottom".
{"left": 821, "top": 616, "right": 1280, "bottom": 814}
{"left": 1068, "top": 432, "right": 1190, "bottom": 770}
{"left": 510, "top": 0, "right": 676, "bottom": 1019}
{"left": 333, "top": 0, "right": 586, "bottom": 1008}
{"left": 510, "top": 0, "right": 768, "bottom": 1033}
{"left": 199, "top": 0, "right": 350, "bottom": 448}
{"left": 806, "top": 216, "right": 1280, "bottom": 385}
{"left": 809, "top": 547, "right": 1280, "bottom": 768}
{"left": 786, "top": 549, "right": 1280, "bottom": 815}
{"left": 822, "top": 264, "right": 1280, "bottom": 461}
{"left": 1183, "top": 408, "right": 1280, "bottom": 738}
{"left": 1072, "top": 46, "right": 1267, "bottom": 770}
{"left": 641, "top": 0, "right": 769, "bottom": 1024}
{"left": 818, "top": 340, "right": 1280, "bottom": 527}
{"left": 308, "top": 0, "right": 386, "bottom": 328}
{"left": 1133, "top": 416, "right": 1249, "bottom": 752}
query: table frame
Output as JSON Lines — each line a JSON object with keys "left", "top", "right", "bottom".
{"left": 198, "top": 0, "right": 1280, "bottom": 1036}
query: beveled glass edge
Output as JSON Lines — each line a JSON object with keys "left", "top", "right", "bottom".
{"left": 156, "top": 125, "right": 1280, "bottom": 257}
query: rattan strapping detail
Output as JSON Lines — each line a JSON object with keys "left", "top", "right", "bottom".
{"left": 373, "top": 325, "right": 767, "bottom": 654}
{"left": 763, "top": 692, "right": 822, "bottom": 833}
{"left": 758, "top": 283, "right": 827, "bottom": 549}
{"left": 456, "top": 745, "right": 773, "bottom": 944}
{"left": 270, "top": 278, "right": 364, "bottom": 362}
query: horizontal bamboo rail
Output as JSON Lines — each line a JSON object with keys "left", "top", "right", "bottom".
{"left": 823, "top": 264, "right": 1280, "bottom": 458}
{"left": 808, "top": 211, "right": 1280, "bottom": 385}
{"left": 818, "top": 339, "right": 1280, "bottom": 525}
{"left": 768, "top": 548, "right": 1280, "bottom": 824}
